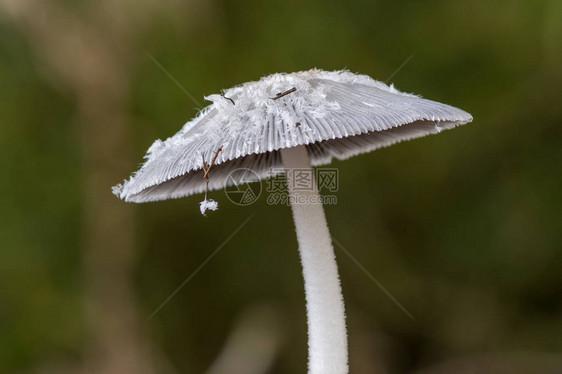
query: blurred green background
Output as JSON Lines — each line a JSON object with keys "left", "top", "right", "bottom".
{"left": 1, "top": 0, "right": 561, "bottom": 373}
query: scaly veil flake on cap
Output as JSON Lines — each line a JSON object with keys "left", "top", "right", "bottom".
{"left": 113, "top": 69, "right": 472, "bottom": 374}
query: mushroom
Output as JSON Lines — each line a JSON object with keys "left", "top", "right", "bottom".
{"left": 113, "top": 69, "right": 472, "bottom": 374}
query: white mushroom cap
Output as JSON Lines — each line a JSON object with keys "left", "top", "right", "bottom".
{"left": 113, "top": 69, "right": 472, "bottom": 202}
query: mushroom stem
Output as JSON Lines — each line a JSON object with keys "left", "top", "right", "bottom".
{"left": 281, "top": 145, "right": 348, "bottom": 374}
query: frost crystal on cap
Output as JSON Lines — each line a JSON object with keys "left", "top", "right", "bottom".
{"left": 114, "top": 69, "right": 472, "bottom": 203}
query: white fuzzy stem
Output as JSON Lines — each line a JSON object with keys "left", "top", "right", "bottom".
{"left": 281, "top": 145, "right": 348, "bottom": 374}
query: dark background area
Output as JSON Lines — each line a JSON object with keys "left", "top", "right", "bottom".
{"left": 1, "top": 0, "right": 561, "bottom": 373}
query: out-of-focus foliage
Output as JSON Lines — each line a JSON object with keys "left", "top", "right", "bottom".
{"left": 0, "top": 0, "right": 561, "bottom": 373}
